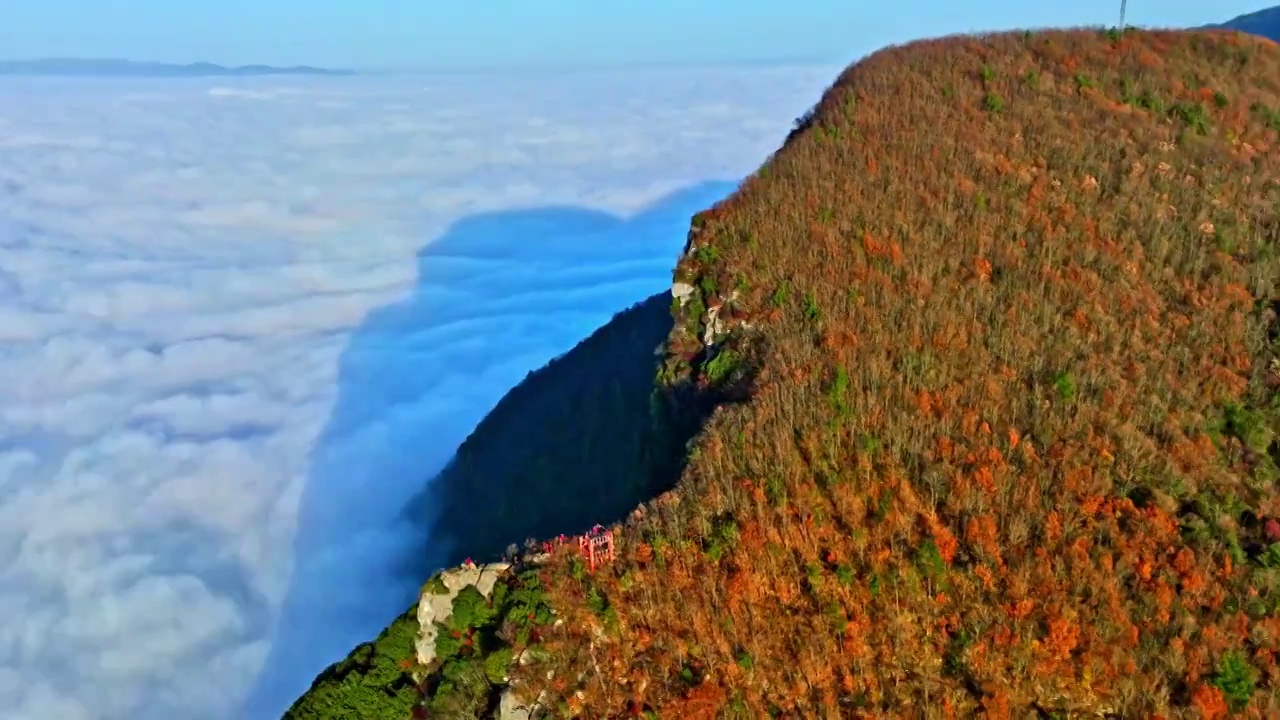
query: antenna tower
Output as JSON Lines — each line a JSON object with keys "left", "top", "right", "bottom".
{"left": 1119, "top": 0, "right": 1128, "bottom": 30}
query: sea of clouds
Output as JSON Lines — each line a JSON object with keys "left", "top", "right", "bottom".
{"left": 0, "top": 65, "right": 838, "bottom": 719}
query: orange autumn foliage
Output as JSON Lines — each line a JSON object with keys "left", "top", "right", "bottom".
{"left": 486, "top": 27, "right": 1280, "bottom": 719}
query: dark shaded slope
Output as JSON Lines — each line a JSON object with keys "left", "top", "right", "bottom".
{"left": 1211, "top": 5, "right": 1280, "bottom": 42}
{"left": 414, "top": 290, "right": 693, "bottom": 567}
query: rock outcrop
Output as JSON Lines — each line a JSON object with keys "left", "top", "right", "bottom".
{"left": 414, "top": 562, "right": 511, "bottom": 667}
{"left": 497, "top": 685, "right": 542, "bottom": 720}
{"left": 414, "top": 559, "right": 556, "bottom": 719}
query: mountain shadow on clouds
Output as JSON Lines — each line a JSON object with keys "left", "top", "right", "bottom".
{"left": 245, "top": 180, "right": 738, "bottom": 719}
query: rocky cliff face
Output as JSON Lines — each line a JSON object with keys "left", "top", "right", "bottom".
{"left": 414, "top": 548, "right": 607, "bottom": 719}
{"left": 657, "top": 207, "right": 761, "bottom": 410}
{"left": 413, "top": 562, "right": 552, "bottom": 720}
{"left": 415, "top": 563, "right": 512, "bottom": 668}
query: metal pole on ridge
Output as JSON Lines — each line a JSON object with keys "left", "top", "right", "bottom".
{"left": 1119, "top": 0, "right": 1128, "bottom": 30}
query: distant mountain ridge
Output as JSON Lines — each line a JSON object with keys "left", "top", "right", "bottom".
{"left": 1208, "top": 4, "right": 1280, "bottom": 41}
{"left": 0, "top": 58, "right": 355, "bottom": 77}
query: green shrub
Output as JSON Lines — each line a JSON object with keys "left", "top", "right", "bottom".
{"left": 423, "top": 572, "right": 553, "bottom": 717}
{"left": 1213, "top": 651, "right": 1256, "bottom": 710}
{"left": 282, "top": 607, "right": 420, "bottom": 720}
{"left": 424, "top": 573, "right": 449, "bottom": 594}
{"left": 703, "top": 348, "right": 740, "bottom": 384}
{"left": 916, "top": 539, "right": 946, "bottom": 580}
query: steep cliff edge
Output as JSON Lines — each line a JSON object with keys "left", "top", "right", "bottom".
{"left": 282, "top": 290, "right": 710, "bottom": 719}
{"left": 290, "top": 26, "right": 1280, "bottom": 718}
{"left": 408, "top": 289, "right": 709, "bottom": 571}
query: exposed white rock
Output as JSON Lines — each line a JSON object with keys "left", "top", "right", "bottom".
{"left": 412, "top": 531, "right": 617, "bottom": 717}
{"left": 497, "top": 687, "right": 549, "bottom": 720}
{"left": 498, "top": 689, "right": 532, "bottom": 720}
{"left": 671, "top": 281, "right": 696, "bottom": 307}
{"left": 414, "top": 560, "right": 555, "bottom": 719}
{"left": 702, "top": 304, "right": 726, "bottom": 345}
{"left": 701, "top": 289, "right": 742, "bottom": 346}
{"left": 414, "top": 562, "right": 511, "bottom": 667}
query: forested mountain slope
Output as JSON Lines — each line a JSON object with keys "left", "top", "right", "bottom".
{"left": 494, "top": 27, "right": 1280, "bottom": 718}
{"left": 290, "top": 26, "right": 1280, "bottom": 718}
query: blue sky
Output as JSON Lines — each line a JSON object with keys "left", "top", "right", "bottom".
{"left": 0, "top": 1, "right": 1271, "bottom": 71}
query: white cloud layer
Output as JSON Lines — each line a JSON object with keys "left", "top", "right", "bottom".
{"left": 0, "top": 65, "right": 839, "bottom": 719}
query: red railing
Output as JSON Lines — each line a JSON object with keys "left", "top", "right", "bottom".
{"left": 540, "top": 534, "right": 571, "bottom": 555}
{"left": 579, "top": 525, "right": 616, "bottom": 572}
{"left": 540, "top": 525, "right": 615, "bottom": 572}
